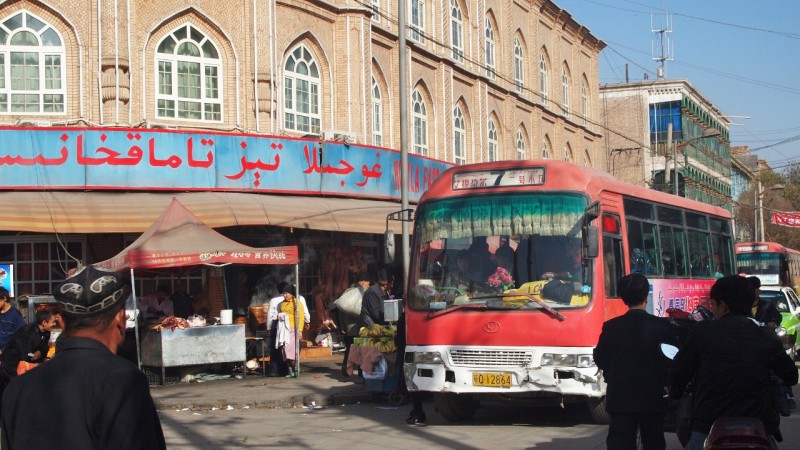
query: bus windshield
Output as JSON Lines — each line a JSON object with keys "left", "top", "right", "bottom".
{"left": 736, "top": 252, "right": 782, "bottom": 276}
{"left": 408, "top": 192, "right": 591, "bottom": 312}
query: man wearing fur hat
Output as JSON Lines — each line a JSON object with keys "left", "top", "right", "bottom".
{"left": 0, "top": 265, "right": 166, "bottom": 449}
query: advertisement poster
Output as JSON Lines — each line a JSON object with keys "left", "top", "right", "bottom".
{"left": 0, "top": 264, "right": 13, "bottom": 297}
{"left": 649, "top": 278, "right": 714, "bottom": 317}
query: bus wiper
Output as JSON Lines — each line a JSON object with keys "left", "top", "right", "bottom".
{"left": 428, "top": 302, "right": 489, "bottom": 318}
{"left": 496, "top": 292, "right": 566, "bottom": 321}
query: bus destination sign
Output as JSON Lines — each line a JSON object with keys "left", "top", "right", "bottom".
{"left": 452, "top": 168, "right": 545, "bottom": 190}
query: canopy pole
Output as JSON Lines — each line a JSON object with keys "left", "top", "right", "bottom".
{"left": 130, "top": 268, "right": 141, "bottom": 370}
{"left": 295, "top": 263, "right": 300, "bottom": 377}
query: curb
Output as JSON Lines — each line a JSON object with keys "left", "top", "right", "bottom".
{"left": 153, "top": 389, "right": 375, "bottom": 412}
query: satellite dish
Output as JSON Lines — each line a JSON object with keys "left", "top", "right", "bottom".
{"left": 384, "top": 230, "right": 395, "bottom": 262}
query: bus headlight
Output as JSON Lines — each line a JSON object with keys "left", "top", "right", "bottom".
{"left": 412, "top": 351, "right": 443, "bottom": 364}
{"left": 541, "top": 353, "right": 595, "bottom": 367}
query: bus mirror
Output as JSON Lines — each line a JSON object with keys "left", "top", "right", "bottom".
{"left": 583, "top": 225, "right": 599, "bottom": 259}
{"left": 384, "top": 230, "right": 395, "bottom": 262}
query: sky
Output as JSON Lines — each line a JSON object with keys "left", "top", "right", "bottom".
{"left": 555, "top": 0, "right": 799, "bottom": 174}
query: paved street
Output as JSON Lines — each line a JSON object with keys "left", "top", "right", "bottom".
{"left": 159, "top": 397, "right": 800, "bottom": 449}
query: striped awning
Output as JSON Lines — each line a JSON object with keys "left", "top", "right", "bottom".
{"left": 0, "top": 191, "right": 411, "bottom": 235}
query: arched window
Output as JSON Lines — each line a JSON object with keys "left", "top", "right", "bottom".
{"left": 450, "top": 0, "right": 464, "bottom": 62}
{"left": 516, "top": 130, "right": 525, "bottom": 160}
{"left": 0, "top": 11, "right": 66, "bottom": 113}
{"left": 156, "top": 24, "right": 222, "bottom": 121}
{"left": 485, "top": 18, "right": 495, "bottom": 79}
{"left": 453, "top": 106, "right": 466, "bottom": 165}
{"left": 410, "top": 0, "right": 426, "bottom": 43}
{"left": 581, "top": 78, "right": 589, "bottom": 126}
{"left": 584, "top": 149, "right": 592, "bottom": 166}
{"left": 487, "top": 119, "right": 498, "bottom": 161}
{"left": 564, "top": 143, "right": 573, "bottom": 162}
{"left": 539, "top": 53, "right": 548, "bottom": 106}
{"left": 284, "top": 45, "right": 321, "bottom": 134}
{"left": 561, "top": 66, "right": 570, "bottom": 115}
{"left": 513, "top": 37, "right": 524, "bottom": 94}
{"left": 542, "top": 139, "right": 549, "bottom": 159}
{"left": 412, "top": 89, "right": 428, "bottom": 156}
{"left": 371, "top": 76, "right": 382, "bottom": 146}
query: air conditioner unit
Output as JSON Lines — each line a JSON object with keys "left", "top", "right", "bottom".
{"left": 321, "top": 129, "right": 357, "bottom": 145}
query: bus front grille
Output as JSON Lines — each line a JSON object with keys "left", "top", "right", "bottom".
{"left": 449, "top": 349, "right": 534, "bottom": 367}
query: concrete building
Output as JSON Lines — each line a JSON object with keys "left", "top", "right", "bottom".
{"left": 0, "top": 1, "right": 604, "bottom": 322}
{"left": 599, "top": 79, "right": 732, "bottom": 209}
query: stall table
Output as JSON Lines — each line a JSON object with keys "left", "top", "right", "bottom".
{"left": 141, "top": 324, "right": 246, "bottom": 385}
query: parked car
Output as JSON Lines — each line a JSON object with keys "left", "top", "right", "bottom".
{"left": 758, "top": 286, "right": 800, "bottom": 360}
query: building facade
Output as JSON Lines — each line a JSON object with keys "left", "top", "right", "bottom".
{"left": 599, "top": 79, "right": 732, "bottom": 209}
{"left": 0, "top": 0, "right": 604, "bottom": 319}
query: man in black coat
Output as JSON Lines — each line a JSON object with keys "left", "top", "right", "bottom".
{"left": 0, "top": 309, "right": 57, "bottom": 379}
{"left": 594, "top": 273, "right": 675, "bottom": 450}
{"left": 670, "top": 275, "right": 798, "bottom": 449}
{"left": 1, "top": 265, "right": 166, "bottom": 450}
{"left": 360, "top": 268, "right": 393, "bottom": 328}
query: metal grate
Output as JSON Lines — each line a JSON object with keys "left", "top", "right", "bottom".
{"left": 449, "top": 349, "right": 533, "bottom": 367}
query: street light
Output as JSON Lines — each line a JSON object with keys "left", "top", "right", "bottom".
{"left": 667, "top": 124, "right": 721, "bottom": 196}
{"left": 756, "top": 183, "right": 785, "bottom": 241}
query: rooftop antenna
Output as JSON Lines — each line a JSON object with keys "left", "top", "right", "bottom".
{"left": 651, "top": 12, "right": 673, "bottom": 80}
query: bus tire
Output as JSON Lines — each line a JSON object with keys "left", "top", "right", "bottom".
{"left": 588, "top": 396, "right": 610, "bottom": 424}
{"left": 434, "top": 393, "right": 478, "bottom": 421}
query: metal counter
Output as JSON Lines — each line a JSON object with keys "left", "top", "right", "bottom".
{"left": 141, "top": 324, "right": 246, "bottom": 385}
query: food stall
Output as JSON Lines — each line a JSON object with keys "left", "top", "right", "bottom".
{"left": 96, "top": 199, "right": 301, "bottom": 377}
{"left": 141, "top": 323, "right": 246, "bottom": 385}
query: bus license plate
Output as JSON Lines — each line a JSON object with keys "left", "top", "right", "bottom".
{"left": 472, "top": 372, "right": 512, "bottom": 388}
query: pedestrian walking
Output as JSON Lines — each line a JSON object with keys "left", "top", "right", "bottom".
{"left": 594, "top": 273, "right": 675, "bottom": 450}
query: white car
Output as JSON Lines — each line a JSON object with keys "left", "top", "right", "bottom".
{"left": 758, "top": 286, "right": 800, "bottom": 360}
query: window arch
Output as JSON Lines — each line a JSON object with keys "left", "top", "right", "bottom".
{"left": 0, "top": 11, "right": 66, "bottom": 113}
{"left": 561, "top": 65, "right": 570, "bottom": 115}
{"left": 539, "top": 52, "right": 549, "bottom": 106}
{"left": 371, "top": 76, "right": 382, "bottom": 146}
{"left": 412, "top": 88, "right": 428, "bottom": 156}
{"left": 487, "top": 119, "right": 498, "bottom": 161}
{"left": 284, "top": 44, "right": 321, "bottom": 134}
{"left": 581, "top": 76, "right": 589, "bottom": 126}
{"left": 516, "top": 129, "right": 526, "bottom": 160}
{"left": 155, "top": 24, "right": 222, "bottom": 121}
{"left": 542, "top": 137, "right": 550, "bottom": 159}
{"left": 513, "top": 37, "right": 524, "bottom": 94}
{"left": 453, "top": 106, "right": 466, "bottom": 165}
{"left": 584, "top": 149, "right": 591, "bottom": 166}
{"left": 450, "top": 0, "right": 464, "bottom": 62}
{"left": 484, "top": 17, "right": 495, "bottom": 79}
{"left": 564, "top": 143, "right": 573, "bottom": 162}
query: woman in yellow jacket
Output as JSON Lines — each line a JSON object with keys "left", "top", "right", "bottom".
{"left": 278, "top": 284, "right": 305, "bottom": 378}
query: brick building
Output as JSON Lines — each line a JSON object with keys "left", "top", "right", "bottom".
{"left": 0, "top": 0, "right": 604, "bottom": 321}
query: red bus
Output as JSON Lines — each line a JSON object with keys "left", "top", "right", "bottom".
{"left": 735, "top": 242, "right": 800, "bottom": 292}
{"left": 403, "top": 160, "right": 734, "bottom": 422}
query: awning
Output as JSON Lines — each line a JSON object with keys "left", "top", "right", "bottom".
{"left": 0, "top": 192, "right": 412, "bottom": 235}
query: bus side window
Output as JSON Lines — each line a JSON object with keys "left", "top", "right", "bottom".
{"left": 602, "top": 213, "right": 624, "bottom": 298}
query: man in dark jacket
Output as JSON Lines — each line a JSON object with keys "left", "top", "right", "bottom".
{"left": 0, "top": 309, "right": 57, "bottom": 379}
{"left": 360, "top": 268, "right": 393, "bottom": 328}
{"left": 594, "top": 273, "right": 675, "bottom": 450}
{"left": 1, "top": 265, "right": 166, "bottom": 449}
{"left": 747, "top": 276, "right": 782, "bottom": 328}
{"left": 670, "top": 275, "right": 798, "bottom": 450}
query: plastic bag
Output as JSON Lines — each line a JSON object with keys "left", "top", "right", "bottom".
{"left": 333, "top": 287, "right": 363, "bottom": 316}
{"left": 362, "top": 356, "right": 387, "bottom": 380}
{"left": 17, "top": 361, "right": 39, "bottom": 376}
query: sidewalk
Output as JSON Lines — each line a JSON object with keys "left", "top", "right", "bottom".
{"left": 148, "top": 355, "right": 376, "bottom": 411}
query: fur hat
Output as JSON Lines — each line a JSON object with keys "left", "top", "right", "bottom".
{"left": 54, "top": 265, "right": 127, "bottom": 316}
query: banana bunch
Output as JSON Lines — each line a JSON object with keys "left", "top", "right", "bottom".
{"left": 359, "top": 324, "right": 397, "bottom": 338}
{"left": 370, "top": 338, "right": 396, "bottom": 353}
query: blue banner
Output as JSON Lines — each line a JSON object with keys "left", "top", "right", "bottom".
{"left": 0, "top": 127, "right": 452, "bottom": 202}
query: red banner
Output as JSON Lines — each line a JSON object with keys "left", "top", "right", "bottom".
{"left": 771, "top": 212, "right": 800, "bottom": 227}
